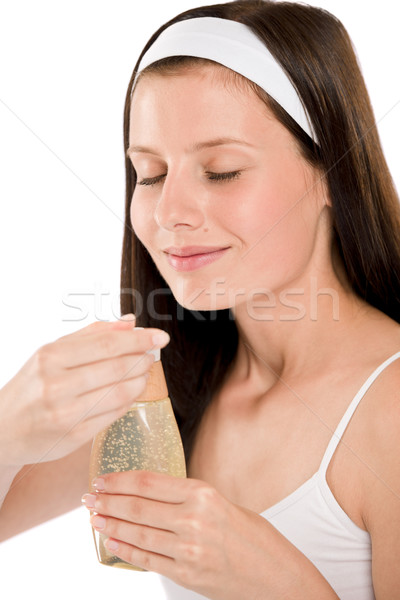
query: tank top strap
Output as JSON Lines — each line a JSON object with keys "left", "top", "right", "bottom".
{"left": 318, "top": 350, "right": 400, "bottom": 475}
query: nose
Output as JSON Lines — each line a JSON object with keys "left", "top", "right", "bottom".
{"left": 154, "top": 169, "right": 205, "bottom": 232}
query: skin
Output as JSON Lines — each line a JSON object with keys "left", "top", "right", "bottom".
{"left": 0, "top": 317, "right": 170, "bottom": 537}
{"left": 1, "top": 64, "right": 399, "bottom": 597}
{"left": 80, "top": 66, "right": 400, "bottom": 598}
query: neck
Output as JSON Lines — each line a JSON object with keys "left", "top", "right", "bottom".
{"left": 230, "top": 214, "right": 375, "bottom": 391}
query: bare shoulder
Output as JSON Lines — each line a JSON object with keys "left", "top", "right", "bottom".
{"left": 357, "top": 321, "right": 400, "bottom": 596}
{"left": 363, "top": 339, "right": 400, "bottom": 491}
{"left": 360, "top": 317, "right": 400, "bottom": 489}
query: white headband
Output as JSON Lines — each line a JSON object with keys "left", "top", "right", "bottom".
{"left": 133, "top": 16, "right": 317, "bottom": 142}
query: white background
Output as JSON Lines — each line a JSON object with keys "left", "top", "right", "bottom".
{"left": 0, "top": 1, "right": 399, "bottom": 598}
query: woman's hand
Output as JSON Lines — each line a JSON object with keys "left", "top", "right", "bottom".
{"left": 0, "top": 317, "right": 170, "bottom": 468}
{"left": 82, "top": 471, "right": 339, "bottom": 600}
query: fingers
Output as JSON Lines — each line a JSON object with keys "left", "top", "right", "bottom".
{"left": 58, "top": 326, "right": 170, "bottom": 369}
{"left": 58, "top": 314, "right": 137, "bottom": 341}
{"left": 75, "top": 373, "right": 150, "bottom": 422}
{"left": 67, "top": 350, "right": 155, "bottom": 398}
{"left": 87, "top": 491, "right": 178, "bottom": 531}
{"left": 81, "top": 475, "right": 231, "bottom": 587}
{"left": 103, "top": 536, "right": 175, "bottom": 575}
{"left": 92, "top": 471, "right": 190, "bottom": 503}
{"left": 77, "top": 314, "right": 138, "bottom": 336}
{"left": 92, "top": 515, "right": 177, "bottom": 560}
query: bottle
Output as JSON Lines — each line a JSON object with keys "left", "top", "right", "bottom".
{"left": 88, "top": 344, "right": 186, "bottom": 570}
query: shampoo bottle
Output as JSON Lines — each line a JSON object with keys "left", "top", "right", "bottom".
{"left": 88, "top": 344, "right": 186, "bottom": 570}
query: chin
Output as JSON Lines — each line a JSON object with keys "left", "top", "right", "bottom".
{"left": 169, "top": 283, "right": 234, "bottom": 313}
{"left": 153, "top": 265, "right": 242, "bottom": 313}
{"left": 174, "top": 293, "right": 233, "bottom": 313}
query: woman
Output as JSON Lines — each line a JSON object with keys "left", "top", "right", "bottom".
{"left": 1, "top": 1, "right": 399, "bottom": 598}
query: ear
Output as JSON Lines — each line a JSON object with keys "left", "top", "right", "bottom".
{"left": 315, "top": 172, "right": 332, "bottom": 208}
{"left": 323, "top": 187, "right": 332, "bottom": 208}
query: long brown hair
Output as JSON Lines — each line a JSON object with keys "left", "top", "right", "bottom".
{"left": 120, "top": 0, "right": 400, "bottom": 460}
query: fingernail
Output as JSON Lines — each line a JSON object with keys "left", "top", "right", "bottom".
{"left": 105, "top": 538, "right": 119, "bottom": 552}
{"left": 81, "top": 493, "right": 97, "bottom": 509}
{"left": 91, "top": 515, "right": 106, "bottom": 530}
{"left": 152, "top": 331, "right": 170, "bottom": 347}
{"left": 120, "top": 313, "right": 136, "bottom": 322}
{"left": 92, "top": 478, "right": 105, "bottom": 492}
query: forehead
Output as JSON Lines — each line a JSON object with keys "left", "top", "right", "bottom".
{"left": 132, "top": 62, "right": 259, "bottom": 105}
{"left": 129, "top": 65, "right": 276, "bottom": 145}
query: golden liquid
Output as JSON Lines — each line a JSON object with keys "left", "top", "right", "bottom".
{"left": 89, "top": 398, "right": 186, "bottom": 570}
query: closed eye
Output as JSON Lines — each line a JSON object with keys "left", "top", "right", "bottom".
{"left": 137, "top": 174, "right": 165, "bottom": 187}
{"left": 137, "top": 171, "right": 242, "bottom": 187}
{"left": 206, "top": 171, "right": 242, "bottom": 183}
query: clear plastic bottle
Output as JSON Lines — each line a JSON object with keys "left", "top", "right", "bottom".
{"left": 88, "top": 345, "right": 186, "bottom": 570}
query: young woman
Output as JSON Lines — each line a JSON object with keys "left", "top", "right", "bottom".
{"left": 1, "top": 1, "right": 399, "bottom": 598}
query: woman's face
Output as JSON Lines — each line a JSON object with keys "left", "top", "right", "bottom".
{"left": 128, "top": 66, "right": 326, "bottom": 312}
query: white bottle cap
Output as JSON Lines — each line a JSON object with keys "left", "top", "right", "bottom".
{"left": 148, "top": 346, "right": 160, "bottom": 362}
{"left": 134, "top": 327, "right": 161, "bottom": 362}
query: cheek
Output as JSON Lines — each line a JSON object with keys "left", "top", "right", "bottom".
{"left": 236, "top": 165, "right": 317, "bottom": 243}
{"left": 222, "top": 179, "right": 288, "bottom": 244}
{"left": 229, "top": 174, "right": 319, "bottom": 286}
{"left": 130, "top": 198, "right": 154, "bottom": 247}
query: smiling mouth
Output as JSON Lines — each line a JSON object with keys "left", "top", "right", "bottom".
{"left": 163, "top": 246, "right": 230, "bottom": 272}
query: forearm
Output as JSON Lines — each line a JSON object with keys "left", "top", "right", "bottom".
{"left": 231, "top": 560, "right": 339, "bottom": 600}
{"left": 275, "top": 552, "right": 340, "bottom": 600}
{"left": 0, "top": 442, "right": 91, "bottom": 541}
{"left": 0, "top": 465, "right": 22, "bottom": 511}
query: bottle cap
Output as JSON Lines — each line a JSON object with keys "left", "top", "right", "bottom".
{"left": 134, "top": 327, "right": 160, "bottom": 362}
{"left": 148, "top": 346, "right": 160, "bottom": 362}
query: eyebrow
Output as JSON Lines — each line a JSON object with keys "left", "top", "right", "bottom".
{"left": 126, "top": 136, "right": 255, "bottom": 157}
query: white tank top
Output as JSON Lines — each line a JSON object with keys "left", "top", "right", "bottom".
{"left": 160, "top": 351, "right": 400, "bottom": 600}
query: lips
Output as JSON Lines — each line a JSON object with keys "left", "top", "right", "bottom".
{"left": 163, "top": 246, "right": 229, "bottom": 272}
